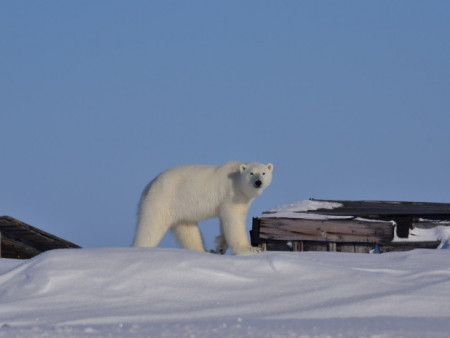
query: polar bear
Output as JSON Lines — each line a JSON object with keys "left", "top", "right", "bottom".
{"left": 133, "top": 161, "right": 273, "bottom": 255}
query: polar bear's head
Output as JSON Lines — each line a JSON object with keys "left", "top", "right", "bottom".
{"left": 238, "top": 162, "right": 273, "bottom": 198}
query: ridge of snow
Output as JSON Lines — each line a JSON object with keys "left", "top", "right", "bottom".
{"left": 1, "top": 247, "right": 450, "bottom": 337}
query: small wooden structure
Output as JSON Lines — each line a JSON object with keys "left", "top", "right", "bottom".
{"left": 0, "top": 216, "right": 80, "bottom": 259}
{"left": 251, "top": 199, "right": 450, "bottom": 253}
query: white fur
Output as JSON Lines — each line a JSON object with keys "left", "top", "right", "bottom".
{"left": 133, "top": 161, "right": 273, "bottom": 255}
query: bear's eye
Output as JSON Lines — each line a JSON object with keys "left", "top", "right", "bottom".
{"left": 262, "top": 172, "right": 266, "bottom": 175}
{"left": 250, "top": 172, "right": 254, "bottom": 175}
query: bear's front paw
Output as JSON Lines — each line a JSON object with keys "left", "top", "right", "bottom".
{"left": 232, "top": 246, "right": 263, "bottom": 255}
{"left": 215, "top": 235, "right": 228, "bottom": 255}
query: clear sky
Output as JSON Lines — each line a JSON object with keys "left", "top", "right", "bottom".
{"left": 2, "top": 1, "right": 450, "bottom": 250}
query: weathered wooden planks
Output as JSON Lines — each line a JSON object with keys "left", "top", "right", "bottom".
{"left": 0, "top": 216, "right": 80, "bottom": 259}
{"left": 258, "top": 217, "right": 394, "bottom": 243}
{"left": 1, "top": 236, "right": 42, "bottom": 259}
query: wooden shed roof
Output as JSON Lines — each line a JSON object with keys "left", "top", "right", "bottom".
{"left": 0, "top": 216, "right": 80, "bottom": 259}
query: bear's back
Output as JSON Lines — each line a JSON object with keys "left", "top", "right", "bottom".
{"left": 160, "top": 161, "right": 242, "bottom": 180}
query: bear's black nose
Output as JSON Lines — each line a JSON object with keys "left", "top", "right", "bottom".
{"left": 255, "top": 180, "right": 262, "bottom": 188}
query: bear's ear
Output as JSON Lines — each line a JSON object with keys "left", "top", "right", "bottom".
{"left": 240, "top": 164, "right": 247, "bottom": 173}
{"left": 267, "top": 163, "right": 274, "bottom": 171}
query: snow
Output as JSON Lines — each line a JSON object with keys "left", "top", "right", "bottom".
{"left": 261, "top": 200, "right": 397, "bottom": 226}
{"left": 393, "top": 226, "right": 450, "bottom": 246}
{"left": 262, "top": 212, "right": 352, "bottom": 220}
{"left": 1, "top": 248, "right": 450, "bottom": 337}
{"left": 265, "top": 199, "right": 343, "bottom": 213}
{"left": 262, "top": 199, "right": 347, "bottom": 219}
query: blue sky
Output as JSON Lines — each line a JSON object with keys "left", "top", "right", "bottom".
{"left": 2, "top": 1, "right": 450, "bottom": 250}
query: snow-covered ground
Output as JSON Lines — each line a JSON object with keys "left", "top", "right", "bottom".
{"left": 1, "top": 247, "right": 450, "bottom": 337}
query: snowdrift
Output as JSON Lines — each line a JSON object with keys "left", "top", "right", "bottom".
{"left": 1, "top": 248, "right": 450, "bottom": 337}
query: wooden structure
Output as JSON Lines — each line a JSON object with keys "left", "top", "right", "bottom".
{"left": 251, "top": 199, "right": 450, "bottom": 253}
{"left": 0, "top": 216, "right": 80, "bottom": 259}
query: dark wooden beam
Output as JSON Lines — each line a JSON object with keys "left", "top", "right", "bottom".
{"left": 250, "top": 217, "right": 261, "bottom": 246}
{"left": 1, "top": 236, "right": 42, "bottom": 259}
{"left": 305, "top": 199, "right": 450, "bottom": 218}
{"left": 378, "top": 241, "right": 441, "bottom": 253}
{"left": 0, "top": 216, "right": 80, "bottom": 252}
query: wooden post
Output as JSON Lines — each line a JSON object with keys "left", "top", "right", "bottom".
{"left": 328, "top": 242, "right": 337, "bottom": 252}
{"left": 261, "top": 243, "right": 267, "bottom": 251}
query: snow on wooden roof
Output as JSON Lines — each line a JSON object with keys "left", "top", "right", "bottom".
{"left": 263, "top": 198, "right": 450, "bottom": 218}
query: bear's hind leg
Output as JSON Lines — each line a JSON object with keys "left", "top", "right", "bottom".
{"left": 133, "top": 221, "right": 169, "bottom": 247}
{"left": 172, "top": 222, "right": 206, "bottom": 252}
{"left": 133, "top": 205, "right": 171, "bottom": 247}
